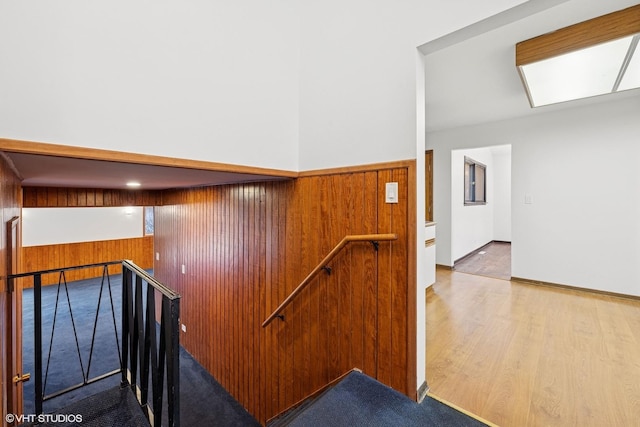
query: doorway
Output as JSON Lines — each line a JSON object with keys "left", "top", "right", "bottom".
{"left": 451, "top": 145, "right": 511, "bottom": 280}
{"left": 6, "top": 216, "right": 24, "bottom": 420}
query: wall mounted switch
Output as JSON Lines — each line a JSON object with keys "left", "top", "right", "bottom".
{"left": 386, "top": 182, "right": 399, "bottom": 204}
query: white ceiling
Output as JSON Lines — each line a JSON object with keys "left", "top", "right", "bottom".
{"left": 423, "top": 0, "right": 640, "bottom": 133}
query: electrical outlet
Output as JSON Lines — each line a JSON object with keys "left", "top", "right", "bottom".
{"left": 181, "top": 324, "right": 187, "bottom": 333}
{"left": 181, "top": 264, "right": 186, "bottom": 274}
{"left": 156, "top": 252, "right": 160, "bottom": 261}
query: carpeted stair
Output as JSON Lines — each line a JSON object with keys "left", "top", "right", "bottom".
{"left": 20, "top": 385, "right": 149, "bottom": 427}
{"left": 268, "top": 371, "right": 488, "bottom": 427}
{"left": 22, "top": 274, "right": 260, "bottom": 427}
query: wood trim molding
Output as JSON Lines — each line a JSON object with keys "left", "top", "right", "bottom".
{"left": 298, "top": 159, "right": 415, "bottom": 177}
{"left": 516, "top": 4, "right": 640, "bottom": 66}
{"left": 427, "top": 392, "right": 500, "bottom": 427}
{"left": 511, "top": 276, "right": 640, "bottom": 302}
{"left": 453, "top": 241, "right": 495, "bottom": 265}
{"left": 0, "top": 152, "right": 23, "bottom": 180}
{"left": 2, "top": 138, "right": 418, "bottom": 180}
{"left": 0, "top": 138, "right": 298, "bottom": 178}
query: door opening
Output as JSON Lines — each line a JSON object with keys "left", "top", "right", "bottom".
{"left": 7, "top": 216, "right": 24, "bottom": 421}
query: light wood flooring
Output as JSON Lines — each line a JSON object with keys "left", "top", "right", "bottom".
{"left": 426, "top": 270, "right": 640, "bottom": 427}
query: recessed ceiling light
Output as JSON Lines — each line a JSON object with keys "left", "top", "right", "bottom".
{"left": 516, "top": 5, "right": 640, "bottom": 108}
{"left": 126, "top": 181, "right": 141, "bottom": 188}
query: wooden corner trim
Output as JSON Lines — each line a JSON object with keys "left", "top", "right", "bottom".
{"left": 2, "top": 138, "right": 419, "bottom": 180}
{"left": 516, "top": 4, "right": 640, "bottom": 66}
{"left": 0, "top": 138, "right": 298, "bottom": 178}
{"left": 511, "top": 276, "right": 640, "bottom": 302}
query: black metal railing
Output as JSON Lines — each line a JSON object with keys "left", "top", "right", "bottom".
{"left": 8, "top": 260, "right": 181, "bottom": 427}
{"left": 9, "top": 261, "right": 122, "bottom": 414}
{"left": 121, "top": 260, "right": 181, "bottom": 427}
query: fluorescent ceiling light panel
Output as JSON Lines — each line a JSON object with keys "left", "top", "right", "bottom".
{"left": 520, "top": 36, "right": 634, "bottom": 107}
{"left": 516, "top": 5, "right": 640, "bottom": 108}
{"left": 618, "top": 36, "right": 640, "bottom": 91}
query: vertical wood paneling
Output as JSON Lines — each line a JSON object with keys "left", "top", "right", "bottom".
{"left": 390, "top": 168, "right": 409, "bottom": 393}
{"left": 22, "top": 187, "right": 162, "bottom": 207}
{"left": 362, "top": 171, "right": 379, "bottom": 379}
{"left": 21, "top": 237, "right": 154, "bottom": 286}
{"left": 376, "top": 169, "right": 394, "bottom": 386}
{"left": 153, "top": 164, "right": 416, "bottom": 425}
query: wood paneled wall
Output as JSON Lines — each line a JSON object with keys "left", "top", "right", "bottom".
{"left": 21, "top": 237, "right": 154, "bottom": 286}
{"left": 153, "top": 163, "right": 416, "bottom": 424}
{"left": 0, "top": 155, "right": 22, "bottom": 423}
{"left": 23, "top": 187, "right": 162, "bottom": 207}
{"left": 21, "top": 186, "right": 157, "bottom": 285}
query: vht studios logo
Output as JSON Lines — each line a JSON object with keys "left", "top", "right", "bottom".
{"left": 6, "top": 413, "right": 83, "bottom": 424}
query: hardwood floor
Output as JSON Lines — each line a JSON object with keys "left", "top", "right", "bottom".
{"left": 426, "top": 270, "right": 640, "bottom": 427}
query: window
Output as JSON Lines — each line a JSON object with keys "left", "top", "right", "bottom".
{"left": 464, "top": 157, "right": 486, "bottom": 205}
{"left": 144, "top": 206, "right": 155, "bottom": 235}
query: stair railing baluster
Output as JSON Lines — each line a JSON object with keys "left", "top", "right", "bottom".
{"left": 10, "top": 260, "right": 179, "bottom": 426}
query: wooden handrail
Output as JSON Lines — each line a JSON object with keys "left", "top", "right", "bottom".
{"left": 262, "top": 233, "right": 397, "bottom": 327}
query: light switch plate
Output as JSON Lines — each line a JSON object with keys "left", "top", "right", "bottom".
{"left": 386, "top": 182, "right": 399, "bottom": 204}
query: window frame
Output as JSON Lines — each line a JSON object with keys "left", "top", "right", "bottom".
{"left": 464, "top": 156, "right": 487, "bottom": 205}
{"left": 144, "top": 206, "right": 155, "bottom": 236}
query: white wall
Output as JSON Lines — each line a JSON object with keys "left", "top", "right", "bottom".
{"left": 295, "top": 1, "right": 532, "bottom": 393}
{"left": 297, "top": 0, "right": 529, "bottom": 171}
{"left": 451, "top": 147, "right": 494, "bottom": 261}
{"left": 23, "top": 207, "right": 144, "bottom": 247}
{"left": 428, "top": 95, "right": 640, "bottom": 297}
{"left": 492, "top": 146, "right": 512, "bottom": 241}
{"left": 0, "top": 0, "right": 301, "bottom": 171}
{"left": 0, "top": 0, "right": 532, "bottom": 172}
{"left": 0, "top": 0, "right": 548, "bottom": 397}
{"left": 450, "top": 146, "right": 511, "bottom": 261}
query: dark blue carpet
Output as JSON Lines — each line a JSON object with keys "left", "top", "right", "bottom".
{"left": 22, "top": 273, "right": 124, "bottom": 414}
{"left": 21, "top": 385, "right": 149, "bottom": 427}
{"left": 276, "top": 371, "right": 488, "bottom": 427}
{"left": 21, "top": 273, "right": 259, "bottom": 426}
